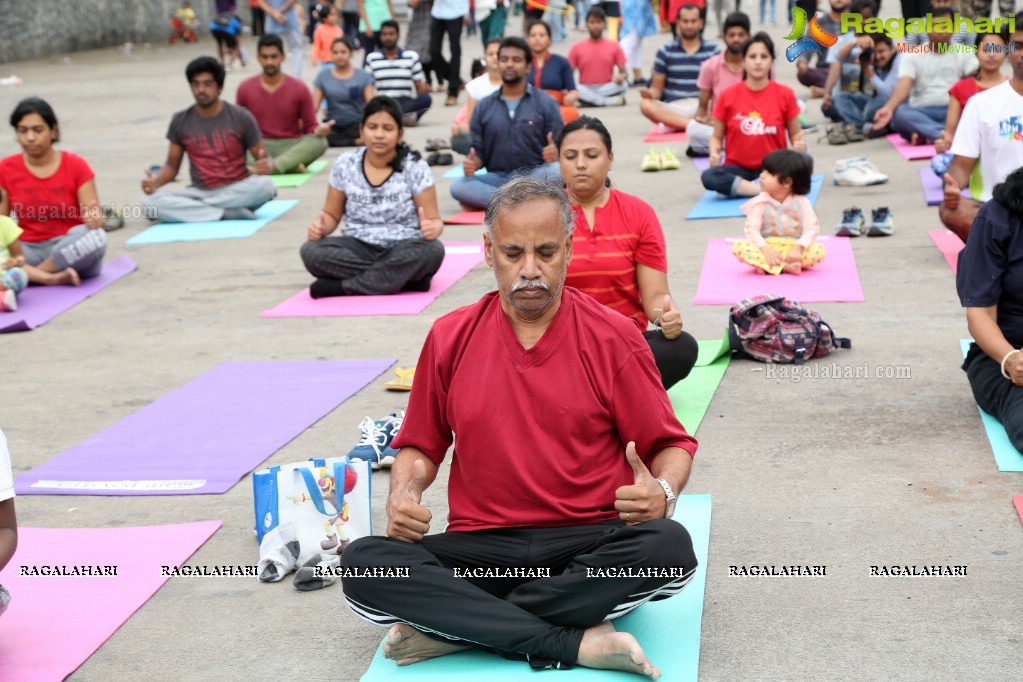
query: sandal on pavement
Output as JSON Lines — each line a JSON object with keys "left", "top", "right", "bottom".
{"left": 384, "top": 367, "right": 415, "bottom": 392}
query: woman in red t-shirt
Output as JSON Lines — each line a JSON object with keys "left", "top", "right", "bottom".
{"left": 0, "top": 98, "right": 107, "bottom": 286}
{"left": 934, "top": 32, "right": 1008, "bottom": 155}
{"left": 701, "top": 33, "right": 806, "bottom": 198}
{"left": 558, "top": 116, "right": 699, "bottom": 389}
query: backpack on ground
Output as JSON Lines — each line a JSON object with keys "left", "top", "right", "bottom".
{"left": 728, "top": 294, "right": 851, "bottom": 364}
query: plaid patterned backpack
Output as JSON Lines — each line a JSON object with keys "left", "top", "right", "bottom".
{"left": 728, "top": 294, "right": 851, "bottom": 364}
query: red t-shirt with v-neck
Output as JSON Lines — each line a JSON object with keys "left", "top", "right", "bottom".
{"left": 0, "top": 151, "right": 95, "bottom": 242}
{"left": 391, "top": 287, "right": 697, "bottom": 532}
{"left": 566, "top": 189, "right": 668, "bottom": 331}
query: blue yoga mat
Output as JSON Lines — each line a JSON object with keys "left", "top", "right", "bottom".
{"left": 360, "top": 494, "right": 712, "bottom": 681}
{"left": 441, "top": 166, "right": 488, "bottom": 180}
{"left": 126, "top": 199, "right": 298, "bottom": 245}
{"left": 686, "top": 174, "right": 824, "bottom": 221}
{"left": 960, "top": 339, "right": 1023, "bottom": 471}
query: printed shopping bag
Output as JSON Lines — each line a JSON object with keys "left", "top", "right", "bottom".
{"left": 253, "top": 457, "right": 372, "bottom": 561}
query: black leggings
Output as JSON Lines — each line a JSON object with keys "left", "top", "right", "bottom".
{"left": 644, "top": 329, "right": 700, "bottom": 390}
{"left": 964, "top": 342, "right": 1023, "bottom": 452}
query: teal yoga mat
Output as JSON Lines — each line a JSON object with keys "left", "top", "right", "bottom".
{"left": 360, "top": 494, "right": 712, "bottom": 681}
{"left": 441, "top": 166, "right": 488, "bottom": 180}
{"left": 686, "top": 174, "right": 824, "bottom": 220}
{"left": 126, "top": 199, "right": 298, "bottom": 245}
{"left": 669, "top": 337, "right": 732, "bottom": 434}
{"left": 960, "top": 339, "right": 1023, "bottom": 471}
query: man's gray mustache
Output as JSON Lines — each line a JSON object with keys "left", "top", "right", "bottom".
{"left": 512, "top": 279, "right": 550, "bottom": 293}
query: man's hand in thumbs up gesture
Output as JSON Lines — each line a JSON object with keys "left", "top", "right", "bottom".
{"left": 464, "top": 147, "right": 482, "bottom": 177}
{"left": 542, "top": 131, "right": 557, "bottom": 163}
{"left": 386, "top": 455, "right": 435, "bottom": 543}
{"left": 653, "top": 294, "right": 682, "bottom": 340}
{"left": 614, "top": 442, "right": 666, "bottom": 524}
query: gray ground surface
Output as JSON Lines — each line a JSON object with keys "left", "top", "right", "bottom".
{"left": 2, "top": 16, "right": 1020, "bottom": 682}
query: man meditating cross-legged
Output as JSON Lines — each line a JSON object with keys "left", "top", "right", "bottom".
{"left": 340, "top": 177, "right": 698, "bottom": 678}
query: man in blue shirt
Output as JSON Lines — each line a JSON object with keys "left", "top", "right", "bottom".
{"left": 451, "top": 37, "right": 564, "bottom": 210}
{"left": 639, "top": 4, "right": 718, "bottom": 131}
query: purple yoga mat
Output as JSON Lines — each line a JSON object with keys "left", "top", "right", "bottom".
{"left": 919, "top": 167, "right": 970, "bottom": 206}
{"left": 693, "top": 237, "right": 865, "bottom": 305}
{"left": 0, "top": 255, "right": 136, "bottom": 333}
{"left": 261, "top": 242, "right": 485, "bottom": 318}
{"left": 692, "top": 156, "right": 711, "bottom": 172}
{"left": 14, "top": 360, "right": 394, "bottom": 496}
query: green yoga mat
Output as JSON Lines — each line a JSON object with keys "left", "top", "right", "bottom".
{"left": 271, "top": 159, "right": 329, "bottom": 188}
{"left": 360, "top": 494, "right": 712, "bottom": 682}
{"left": 669, "top": 336, "right": 732, "bottom": 434}
{"left": 960, "top": 339, "right": 1023, "bottom": 471}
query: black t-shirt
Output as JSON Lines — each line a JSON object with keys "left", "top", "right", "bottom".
{"left": 957, "top": 200, "right": 1023, "bottom": 348}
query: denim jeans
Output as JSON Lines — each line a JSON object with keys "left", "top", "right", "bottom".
{"left": 892, "top": 104, "right": 947, "bottom": 142}
{"left": 832, "top": 91, "right": 886, "bottom": 132}
{"left": 450, "top": 163, "right": 561, "bottom": 209}
{"left": 701, "top": 164, "right": 760, "bottom": 198}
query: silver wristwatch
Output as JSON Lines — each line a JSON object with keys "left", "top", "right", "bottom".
{"left": 655, "top": 478, "right": 677, "bottom": 518}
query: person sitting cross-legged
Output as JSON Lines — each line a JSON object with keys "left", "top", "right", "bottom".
{"left": 299, "top": 96, "right": 445, "bottom": 298}
{"left": 569, "top": 6, "right": 629, "bottom": 108}
{"left": 365, "top": 20, "right": 433, "bottom": 126}
{"left": 140, "top": 56, "right": 277, "bottom": 223}
{"left": 236, "top": 34, "right": 331, "bottom": 174}
{"left": 450, "top": 36, "right": 564, "bottom": 210}
{"left": 340, "top": 176, "right": 699, "bottom": 677}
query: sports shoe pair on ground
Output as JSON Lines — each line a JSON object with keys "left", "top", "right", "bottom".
{"left": 346, "top": 411, "right": 404, "bottom": 470}
{"left": 641, "top": 148, "right": 682, "bottom": 172}
{"left": 835, "top": 207, "right": 894, "bottom": 237}
{"left": 833, "top": 157, "right": 888, "bottom": 186}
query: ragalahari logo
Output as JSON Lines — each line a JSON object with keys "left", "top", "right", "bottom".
{"left": 785, "top": 7, "right": 839, "bottom": 62}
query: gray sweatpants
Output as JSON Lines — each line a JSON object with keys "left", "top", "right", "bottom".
{"left": 576, "top": 82, "right": 627, "bottom": 107}
{"left": 140, "top": 175, "right": 277, "bottom": 223}
{"left": 21, "top": 225, "right": 108, "bottom": 279}
{"left": 300, "top": 236, "right": 446, "bottom": 296}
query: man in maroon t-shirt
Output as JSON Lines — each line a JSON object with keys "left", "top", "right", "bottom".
{"left": 236, "top": 34, "right": 332, "bottom": 174}
{"left": 340, "top": 178, "right": 698, "bottom": 677}
{"left": 140, "top": 56, "right": 276, "bottom": 223}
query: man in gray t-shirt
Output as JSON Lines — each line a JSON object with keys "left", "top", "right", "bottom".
{"left": 140, "top": 56, "right": 277, "bottom": 223}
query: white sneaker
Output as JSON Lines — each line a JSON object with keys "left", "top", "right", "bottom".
{"left": 833, "top": 156, "right": 889, "bottom": 186}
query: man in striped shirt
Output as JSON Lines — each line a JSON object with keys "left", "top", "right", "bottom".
{"left": 365, "top": 20, "right": 434, "bottom": 125}
{"left": 639, "top": 4, "right": 719, "bottom": 131}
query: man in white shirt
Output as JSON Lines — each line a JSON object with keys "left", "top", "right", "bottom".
{"left": 941, "top": 28, "right": 1023, "bottom": 241}
{"left": 872, "top": 7, "right": 977, "bottom": 144}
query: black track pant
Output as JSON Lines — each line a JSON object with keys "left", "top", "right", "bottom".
{"left": 341, "top": 519, "right": 697, "bottom": 669}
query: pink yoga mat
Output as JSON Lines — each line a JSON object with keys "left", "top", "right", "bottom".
{"left": 643, "top": 124, "right": 688, "bottom": 143}
{"left": 693, "top": 237, "right": 865, "bottom": 305}
{"left": 262, "top": 243, "right": 485, "bottom": 317}
{"left": 887, "top": 133, "right": 935, "bottom": 160}
{"left": 0, "top": 520, "right": 221, "bottom": 680}
{"left": 927, "top": 229, "right": 963, "bottom": 274}
{"left": 444, "top": 211, "right": 485, "bottom": 225}
{"left": 1014, "top": 496, "right": 1023, "bottom": 527}
{"left": 0, "top": 255, "right": 136, "bottom": 333}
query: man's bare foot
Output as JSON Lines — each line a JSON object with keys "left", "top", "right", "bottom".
{"left": 382, "top": 623, "right": 470, "bottom": 666}
{"left": 809, "top": 86, "right": 825, "bottom": 99}
{"left": 782, "top": 262, "right": 802, "bottom": 275}
{"left": 910, "top": 133, "right": 930, "bottom": 146}
{"left": 295, "top": 163, "right": 307, "bottom": 174}
{"left": 577, "top": 621, "right": 660, "bottom": 679}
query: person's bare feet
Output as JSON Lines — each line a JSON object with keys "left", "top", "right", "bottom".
{"left": 295, "top": 163, "right": 307, "bottom": 174}
{"left": 382, "top": 623, "right": 470, "bottom": 665}
{"left": 910, "top": 133, "right": 930, "bottom": 146}
{"left": 36, "top": 267, "right": 80, "bottom": 286}
{"left": 577, "top": 621, "right": 660, "bottom": 679}
{"left": 782, "top": 262, "right": 802, "bottom": 275}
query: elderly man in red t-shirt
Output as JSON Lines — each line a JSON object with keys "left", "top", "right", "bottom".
{"left": 340, "top": 177, "right": 698, "bottom": 679}
{"left": 236, "top": 34, "right": 332, "bottom": 174}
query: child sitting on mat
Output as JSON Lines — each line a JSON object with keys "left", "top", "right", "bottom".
{"left": 0, "top": 427, "right": 17, "bottom": 617}
{"left": 731, "top": 150, "right": 825, "bottom": 276}
{"left": 0, "top": 214, "right": 29, "bottom": 313}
